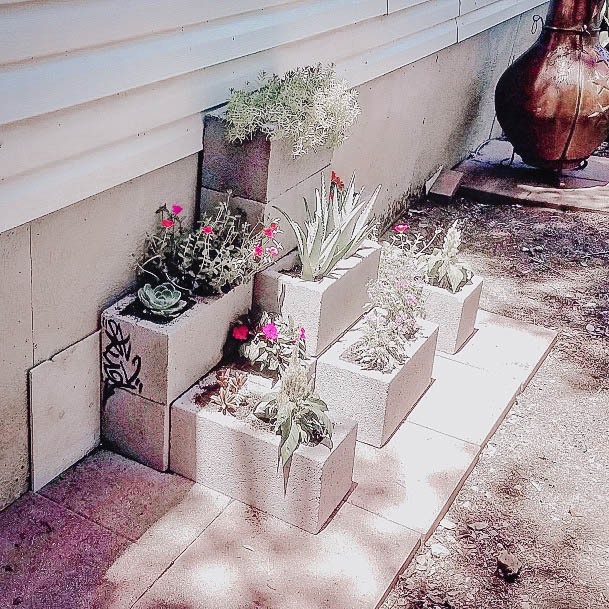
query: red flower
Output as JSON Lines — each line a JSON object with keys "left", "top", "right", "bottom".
{"left": 232, "top": 324, "right": 249, "bottom": 341}
{"left": 171, "top": 205, "right": 183, "bottom": 215}
{"left": 393, "top": 224, "right": 410, "bottom": 233}
{"left": 331, "top": 171, "right": 344, "bottom": 190}
{"left": 202, "top": 225, "right": 214, "bottom": 235}
{"left": 263, "top": 226, "right": 276, "bottom": 238}
{"left": 161, "top": 219, "right": 174, "bottom": 228}
{"left": 270, "top": 222, "right": 278, "bottom": 231}
{"left": 253, "top": 244, "right": 263, "bottom": 257}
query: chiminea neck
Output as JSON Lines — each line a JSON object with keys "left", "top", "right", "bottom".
{"left": 546, "top": 0, "right": 603, "bottom": 29}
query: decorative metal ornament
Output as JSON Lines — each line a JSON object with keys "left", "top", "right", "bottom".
{"left": 495, "top": 0, "right": 609, "bottom": 173}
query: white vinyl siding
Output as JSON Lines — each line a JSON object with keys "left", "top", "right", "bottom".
{"left": 0, "top": 0, "right": 545, "bottom": 232}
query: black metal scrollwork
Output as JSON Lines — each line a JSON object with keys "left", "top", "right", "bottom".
{"left": 101, "top": 318, "right": 143, "bottom": 403}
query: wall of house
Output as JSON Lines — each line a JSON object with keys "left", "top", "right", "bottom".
{"left": 0, "top": 1, "right": 546, "bottom": 510}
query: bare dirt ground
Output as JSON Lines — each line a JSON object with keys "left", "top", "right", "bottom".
{"left": 382, "top": 198, "right": 609, "bottom": 609}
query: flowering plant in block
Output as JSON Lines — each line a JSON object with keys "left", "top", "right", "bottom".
{"left": 277, "top": 171, "right": 380, "bottom": 281}
{"left": 137, "top": 198, "right": 281, "bottom": 300}
{"left": 226, "top": 64, "right": 360, "bottom": 157}
{"left": 230, "top": 311, "right": 306, "bottom": 378}
{"left": 254, "top": 348, "right": 333, "bottom": 475}
{"left": 349, "top": 242, "right": 424, "bottom": 373}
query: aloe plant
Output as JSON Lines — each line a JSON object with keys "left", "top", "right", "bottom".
{"left": 276, "top": 173, "right": 380, "bottom": 281}
{"left": 137, "top": 283, "right": 187, "bottom": 319}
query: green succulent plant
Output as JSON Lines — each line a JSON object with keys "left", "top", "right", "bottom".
{"left": 137, "top": 283, "right": 188, "bottom": 319}
{"left": 276, "top": 172, "right": 380, "bottom": 281}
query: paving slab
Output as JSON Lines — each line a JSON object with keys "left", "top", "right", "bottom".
{"left": 0, "top": 493, "right": 129, "bottom": 609}
{"left": 349, "top": 421, "right": 480, "bottom": 537}
{"left": 133, "top": 500, "right": 420, "bottom": 609}
{"left": 408, "top": 357, "right": 521, "bottom": 446}
{"left": 40, "top": 449, "right": 202, "bottom": 541}
{"left": 443, "top": 310, "right": 557, "bottom": 391}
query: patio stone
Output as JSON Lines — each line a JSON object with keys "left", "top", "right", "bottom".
{"left": 349, "top": 421, "right": 480, "bottom": 537}
{"left": 39, "top": 449, "right": 196, "bottom": 541}
{"left": 29, "top": 331, "right": 101, "bottom": 491}
{"left": 132, "top": 500, "right": 420, "bottom": 609}
{"left": 0, "top": 492, "right": 129, "bottom": 609}
{"left": 443, "top": 310, "right": 557, "bottom": 390}
{"left": 408, "top": 357, "right": 521, "bottom": 446}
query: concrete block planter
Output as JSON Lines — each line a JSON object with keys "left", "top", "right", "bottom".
{"left": 201, "top": 110, "right": 332, "bottom": 204}
{"left": 421, "top": 276, "right": 483, "bottom": 354}
{"left": 315, "top": 318, "right": 439, "bottom": 447}
{"left": 254, "top": 241, "right": 381, "bottom": 356}
{"left": 101, "top": 281, "right": 253, "bottom": 406}
{"left": 170, "top": 373, "right": 357, "bottom": 534}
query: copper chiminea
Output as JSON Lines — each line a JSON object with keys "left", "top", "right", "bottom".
{"left": 495, "top": 0, "right": 609, "bottom": 173}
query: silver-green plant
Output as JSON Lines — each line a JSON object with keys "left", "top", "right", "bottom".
{"left": 137, "top": 283, "right": 188, "bottom": 319}
{"left": 254, "top": 349, "right": 333, "bottom": 475}
{"left": 226, "top": 65, "right": 360, "bottom": 157}
{"left": 417, "top": 221, "right": 473, "bottom": 293}
{"left": 276, "top": 173, "right": 380, "bottom": 281}
{"left": 350, "top": 242, "right": 423, "bottom": 373}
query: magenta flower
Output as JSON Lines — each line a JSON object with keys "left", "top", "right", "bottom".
{"left": 202, "top": 225, "right": 214, "bottom": 235}
{"left": 232, "top": 324, "right": 249, "bottom": 341}
{"left": 266, "top": 246, "right": 279, "bottom": 257}
{"left": 263, "top": 227, "right": 276, "bottom": 238}
{"left": 261, "top": 323, "right": 279, "bottom": 341}
{"left": 393, "top": 223, "right": 410, "bottom": 233}
{"left": 171, "top": 204, "right": 183, "bottom": 215}
{"left": 253, "top": 244, "right": 263, "bottom": 257}
{"left": 161, "top": 219, "right": 174, "bottom": 228}
{"left": 299, "top": 326, "right": 306, "bottom": 341}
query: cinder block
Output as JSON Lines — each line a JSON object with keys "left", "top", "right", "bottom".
{"left": 422, "top": 275, "right": 483, "bottom": 354}
{"left": 102, "top": 388, "right": 169, "bottom": 472}
{"left": 101, "top": 281, "right": 253, "bottom": 405}
{"left": 170, "top": 376, "right": 358, "bottom": 534}
{"left": 254, "top": 241, "right": 381, "bottom": 356}
{"left": 29, "top": 332, "right": 101, "bottom": 491}
{"left": 316, "top": 318, "right": 438, "bottom": 447}
{"left": 201, "top": 110, "right": 332, "bottom": 203}
{"left": 200, "top": 168, "right": 326, "bottom": 253}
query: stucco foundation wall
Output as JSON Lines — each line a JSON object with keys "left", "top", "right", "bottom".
{"left": 0, "top": 155, "right": 198, "bottom": 510}
{"left": 333, "top": 5, "right": 545, "bottom": 218}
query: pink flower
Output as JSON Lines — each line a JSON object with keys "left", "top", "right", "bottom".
{"left": 261, "top": 323, "right": 279, "bottom": 341}
{"left": 202, "top": 225, "right": 214, "bottom": 235}
{"left": 171, "top": 205, "right": 183, "bottom": 215}
{"left": 299, "top": 326, "right": 306, "bottom": 341}
{"left": 393, "top": 224, "right": 410, "bottom": 233}
{"left": 232, "top": 324, "right": 249, "bottom": 341}
{"left": 253, "top": 244, "right": 263, "bottom": 257}
{"left": 266, "top": 246, "right": 279, "bottom": 257}
{"left": 161, "top": 219, "right": 174, "bottom": 228}
{"left": 263, "top": 227, "right": 276, "bottom": 238}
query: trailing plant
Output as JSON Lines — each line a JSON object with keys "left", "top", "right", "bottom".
{"left": 349, "top": 241, "right": 424, "bottom": 373}
{"left": 137, "top": 283, "right": 188, "bottom": 319}
{"left": 254, "top": 349, "right": 333, "bottom": 475}
{"left": 226, "top": 64, "right": 360, "bottom": 157}
{"left": 277, "top": 171, "right": 380, "bottom": 281}
{"left": 208, "top": 368, "right": 248, "bottom": 416}
{"left": 138, "top": 199, "right": 281, "bottom": 298}
{"left": 417, "top": 221, "right": 473, "bottom": 293}
{"left": 232, "top": 312, "right": 306, "bottom": 377}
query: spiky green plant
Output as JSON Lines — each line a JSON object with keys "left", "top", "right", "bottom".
{"left": 276, "top": 172, "right": 380, "bottom": 281}
{"left": 418, "top": 221, "right": 473, "bottom": 293}
{"left": 137, "top": 283, "right": 187, "bottom": 319}
{"left": 254, "top": 349, "right": 332, "bottom": 475}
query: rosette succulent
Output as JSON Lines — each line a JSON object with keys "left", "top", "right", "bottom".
{"left": 137, "top": 283, "right": 187, "bottom": 319}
